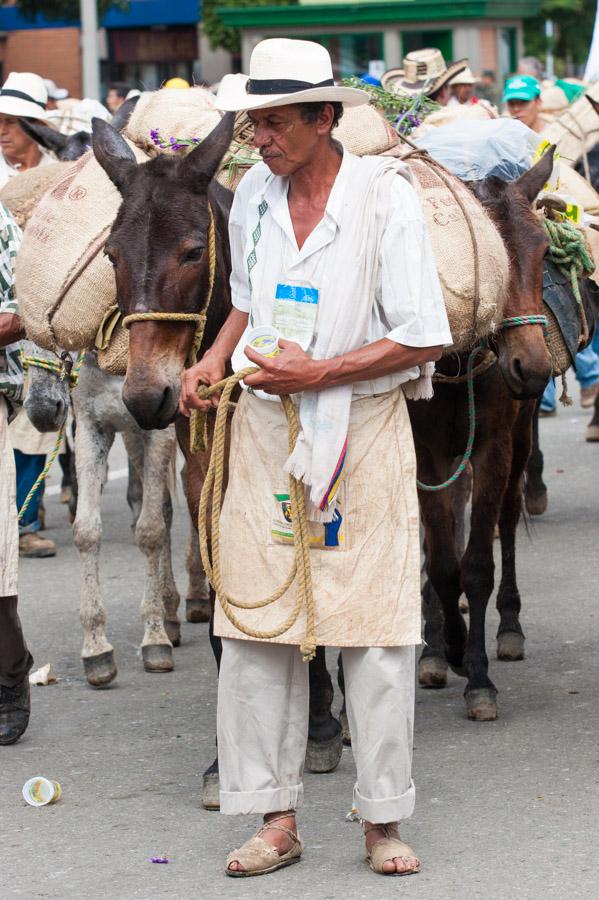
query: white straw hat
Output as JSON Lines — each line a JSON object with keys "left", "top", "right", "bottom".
{"left": 215, "top": 39, "right": 369, "bottom": 112}
{"left": 450, "top": 66, "right": 480, "bottom": 86}
{"left": 0, "top": 72, "right": 49, "bottom": 119}
{"left": 44, "top": 78, "right": 69, "bottom": 101}
{"left": 382, "top": 49, "right": 467, "bottom": 97}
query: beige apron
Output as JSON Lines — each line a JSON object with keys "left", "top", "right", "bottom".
{"left": 214, "top": 388, "right": 421, "bottom": 647}
{"left": 0, "top": 397, "right": 19, "bottom": 596}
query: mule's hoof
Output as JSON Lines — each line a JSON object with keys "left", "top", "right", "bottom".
{"left": 164, "top": 619, "right": 181, "bottom": 647}
{"left": 305, "top": 729, "right": 344, "bottom": 773}
{"left": 339, "top": 709, "right": 352, "bottom": 746}
{"left": 466, "top": 688, "right": 497, "bottom": 721}
{"left": 185, "top": 597, "right": 210, "bottom": 623}
{"left": 418, "top": 655, "right": 448, "bottom": 689}
{"left": 83, "top": 651, "right": 117, "bottom": 688}
{"left": 525, "top": 489, "right": 548, "bottom": 516}
{"left": 497, "top": 631, "right": 525, "bottom": 661}
{"left": 202, "top": 772, "right": 220, "bottom": 810}
{"left": 586, "top": 423, "right": 599, "bottom": 442}
{"left": 142, "top": 644, "right": 174, "bottom": 673}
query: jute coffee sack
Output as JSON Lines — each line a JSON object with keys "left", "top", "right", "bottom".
{"left": 0, "top": 161, "right": 69, "bottom": 229}
{"left": 16, "top": 143, "right": 146, "bottom": 351}
{"left": 123, "top": 88, "right": 221, "bottom": 156}
{"left": 366, "top": 146, "right": 508, "bottom": 352}
{"left": 542, "top": 82, "right": 599, "bottom": 167}
{"left": 335, "top": 104, "right": 399, "bottom": 156}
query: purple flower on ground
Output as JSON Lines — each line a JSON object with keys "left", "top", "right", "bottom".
{"left": 150, "top": 856, "right": 169, "bottom": 864}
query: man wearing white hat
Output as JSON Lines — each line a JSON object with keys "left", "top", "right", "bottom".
{"left": 181, "top": 38, "right": 452, "bottom": 878}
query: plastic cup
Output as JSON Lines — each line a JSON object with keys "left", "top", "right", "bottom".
{"left": 246, "top": 326, "right": 281, "bottom": 358}
{"left": 22, "top": 776, "right": 62, "bottom": 807}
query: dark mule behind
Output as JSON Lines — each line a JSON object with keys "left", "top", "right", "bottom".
{"left": 408, "top": 152, "right": 554, "bottom": 721}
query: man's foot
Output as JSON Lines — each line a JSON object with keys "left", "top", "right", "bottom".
{"left": 227, "top": 812, "right": 300, "bottom": 876}
{"left": 580, "top": 384, "right": 598, "bottom": 408}
{"left": 539, "top": 407, "right": 557, "bottom": 418}
{"left": 19, "top": 533, "right": 56, "bottom": 558}
{"left": 364, "top": 822, "right": 420, "bottom": 876}
{"left": 0, "top": 678, "right": 31, "bottom": 745}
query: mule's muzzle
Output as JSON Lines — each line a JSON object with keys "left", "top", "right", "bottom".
{"left": 24, "top": 393, "right": 68, "bottom": 433}
{"left": 500, "top": 354, "right": 553, "bottom": 400}
{"left": 123, "top": 377, "right": 180, "bottom": 430}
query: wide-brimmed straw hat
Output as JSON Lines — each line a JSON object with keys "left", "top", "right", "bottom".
{"left": 450, "top": 66, "right": 480, "bottom": 87}
{"left": 215, "top": 38, "right": 369, "bottom": 112}
{"left": 381, "top": 49, "right": 467, "bottom": 97}
{"left": 0, "top": 72, "right": 49, "bottom": 119}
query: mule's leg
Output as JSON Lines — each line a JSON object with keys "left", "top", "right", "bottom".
{"left": 459, "top": 440, "right": 512, "bottom": 721}
{"left": 202, "top": 587, "right": 221, "bottom": 810}
{"left": 126, "top": 454, "right": 143, "bottom": 529}
{"left": 419, "top": 578, "right": 449, "bottom": 688}
{"left": 73, "top": 418, "right": 117, "bottom": 687}
{"left": 524, "top": 401, "right": 547, "bottom": 515}
{"left": 496, "top": 406, "right": 533, "bottom": 661}
{"left": 159, "top": 487, "right": 181, "bottom": 647}
{"left": 586, "top": 386, "right": 599, "bottom": 441}
{"left": 337, "top": 652, "right": 351, "bottom": 745}
{"left": 416, "top": 451, "right": 467, "bottom": 682}
{"left": 185, "top": 520, "right": 210, "bottom": 623}
{"left": 306, "top": 647, "right": 343, "bottom": 773}
{"left": 135, "top": 430, "right": 175, "bottom": 674}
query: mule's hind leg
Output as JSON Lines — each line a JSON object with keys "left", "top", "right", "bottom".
{"left": 524, "top": 401, "right": 547, "bottom": 515}
{"left": 496, "top": 405, "right": 533, "bottom": 661}
{"left": 73, "top": 418, "right": 117, "bottom": 687}
{"left": 306, "top": 647, "right": 343, "bottom": 773}
{"left": 185, "top": 519, "right": 210, "bottom": 623}
{"left": 134, "top": 429, "right": 176, "bottom": 674}
{"left": 159, "top": 487, "right": 181, "bottom": 647}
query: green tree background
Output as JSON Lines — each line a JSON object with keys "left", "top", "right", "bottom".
{"left": 525, "top": 0, "right": 597, "bottom": 73}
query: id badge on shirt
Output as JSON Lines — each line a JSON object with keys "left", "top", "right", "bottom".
{"left": 273, "top": 281, "right": 319, "bottom": 351}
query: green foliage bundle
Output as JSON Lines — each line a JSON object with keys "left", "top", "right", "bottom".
{"left": 341, "top": 77, "right": 440, "bottom": 135}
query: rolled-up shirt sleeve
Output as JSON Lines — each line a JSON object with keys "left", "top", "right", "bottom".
{"left": 378, "top": 176, "right": 453, "bottom": 348}
{"left": 228, "top": 192, "right": 250, "bottom": 313}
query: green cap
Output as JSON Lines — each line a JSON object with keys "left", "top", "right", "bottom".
{"left": 502, "top": 74, "right": 541, "bottom": 103}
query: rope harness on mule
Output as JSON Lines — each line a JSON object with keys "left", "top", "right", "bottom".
{"left": 122, "top": 205, "right": 217, "bottom": 454}
{"left": 17, "top": 351, "right": 84, "bottom": 523}
{"left": 196, "top": 367, "right": 317, "bottom": 662}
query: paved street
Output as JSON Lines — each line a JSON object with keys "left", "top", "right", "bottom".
{"left": 2, "top": 393, "right": 598, "bottom": 900}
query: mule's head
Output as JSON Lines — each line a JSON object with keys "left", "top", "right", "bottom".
{"left": 471, "top": 150, "right": 554, "bottom": 399}
{"left": 22, "top": 342, "right": 71, "bottom": 432}
{"left": 92, "top": 112, "right": 234, "bottom": 430}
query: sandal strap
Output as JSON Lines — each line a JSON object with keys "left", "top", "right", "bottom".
{"left": 258, "top": 819, "right": 298, "bottom": 842}
{"left": 363, "top": 822, "right": 399, "bottom": 836}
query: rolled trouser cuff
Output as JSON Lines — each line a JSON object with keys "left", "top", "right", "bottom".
{"left": 353, "top": 778, "right": 415, "bottom": 824}
{"left": 220, "top": 783, "right": 304, "bottom": 816}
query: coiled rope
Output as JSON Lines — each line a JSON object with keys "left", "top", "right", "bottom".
{"left": 17, "top": 351, "right": 84, "bottom": 522}
{"left": 196, "top": 367, "right": 317, "bottom": 662}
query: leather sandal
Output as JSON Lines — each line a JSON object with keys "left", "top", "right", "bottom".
{"left": 364, "top": 823, "right": 421, "bottom": 876}
{"left": 225, "top": 814, "right": 302, "bottom": 878}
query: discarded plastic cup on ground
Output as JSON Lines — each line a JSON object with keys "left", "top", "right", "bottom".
{"left": 246, "top": 326, "right": 281, "bottom": 358}
{"left": 22, "top": 776, "right": 62, "bottom": 807}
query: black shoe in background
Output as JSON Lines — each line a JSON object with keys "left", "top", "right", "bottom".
{"left": 0, "top": 678, "right": 31, "bottom": 745}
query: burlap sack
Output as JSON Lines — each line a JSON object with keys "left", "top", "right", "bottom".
{"left": 374, "top": 147, "right": 508, "bottom": 351}
{"left": 0, "top": 161, "right": 69, "bottom": 229}
{"left": 557, "top": 165, "right": 599, "bottom": 215}
{"left": 95, "top": 305, "right": 128, "bottom": 376}
{"left": 124, "top": 88, "right": 222, "bottom": 156}
{"left": 335, "top": 104, "right": 398, "bottom": 156}
{"left": 542, "top": 82, "right": 599, "bottom": 167}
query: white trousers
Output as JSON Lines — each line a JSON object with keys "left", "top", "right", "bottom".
{"left": 217, "top": 638, "right": 416, "bottom": 823}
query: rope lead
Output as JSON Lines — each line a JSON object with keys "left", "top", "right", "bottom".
{"left": 196, "top": 367, "right": 317, "bottom": 661}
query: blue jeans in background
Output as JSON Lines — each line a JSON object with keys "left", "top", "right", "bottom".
{"left": 541, "top": 321, "right": 599, "bottom": 411}
{"left": 14, "top": 450, "right": 45, "bottom": 534}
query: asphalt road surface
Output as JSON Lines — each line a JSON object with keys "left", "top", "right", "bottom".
{"left": 2, "top": 391, "right": 598, "bottom": 900}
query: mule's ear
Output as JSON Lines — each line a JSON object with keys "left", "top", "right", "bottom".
{"left": 20, "top": 120, "right": 68, "bottom": 155}
{"left": 92, "top": 117, "right": 136, "bottom": 192}
{"left": 515, "top": 145, "right": 556, "bottom": 204}
{"left": 111, "top": 94, "right": 140, "bottom": 133}
{"left": 586, "top": 95, "right": 599, "bottom": 117}
{"left": 183, "top": 111, "right": 235, "bottom": 182}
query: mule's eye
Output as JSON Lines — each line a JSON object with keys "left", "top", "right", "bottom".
{"left": 181, "top": 246, "right": 204, "bottom": 264}
{"left": 104, "top": 247, "right": 117, "bottom": 267}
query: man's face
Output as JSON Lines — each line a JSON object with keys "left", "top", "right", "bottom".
{"left": 248, "top": 104, "right": 329, "bottom": 177}
{"left": 106, "top": 90, "right": 125, "bottom": 114}
{"left": 455, "top": 84, "right": 474, "bottom": 103}
{"left": 507, "top": 97, "right": 541, "bottom": 129}
{"left": 0, "top": 114, "right": 37, "bottom": 157}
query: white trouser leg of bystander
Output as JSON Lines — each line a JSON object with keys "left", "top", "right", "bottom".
{"left": 343, "top": 645, "right": 416, "bottom": 824}
{"left": 218, "top": 638, "right": 309, "bottom": 815}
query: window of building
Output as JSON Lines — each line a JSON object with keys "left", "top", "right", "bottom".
{"left": 298, "top": 33, "right": 384, "bottom": 78}
{"left": 401, "top": 30, "right": 454, "bottom": 63}
{"left": 499, "top": 27, "right": 517, "bottom": 79}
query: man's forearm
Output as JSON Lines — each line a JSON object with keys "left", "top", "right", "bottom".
{"left": 311, "top": 338, "right": 443, "bottom": 390}
{"left": 205, "top": 308, "right": 248, "bottom": 364}
{"left": 0, "top": 313, "right": 24, "bottom": 347}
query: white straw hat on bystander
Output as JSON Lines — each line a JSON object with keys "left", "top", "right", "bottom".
{"left": 0, "top": 72, "right": 49, "bottom": 119}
